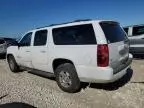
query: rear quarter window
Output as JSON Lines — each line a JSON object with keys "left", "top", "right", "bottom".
{"left": 100, "top": 22, "right": 127, "bottom": 43}
{"left": 52, "top": 24, "right": 96, "bottom": 45}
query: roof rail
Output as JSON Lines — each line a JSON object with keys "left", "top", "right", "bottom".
{"left": 73, "top": 19, "right": 92, "bottom": 22}
{"left": 36, "top": 19, "right": 92, "bottom": 29}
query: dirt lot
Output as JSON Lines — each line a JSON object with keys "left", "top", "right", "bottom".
{"left": 0, "top": 58, "right": 144, "bottom": 108}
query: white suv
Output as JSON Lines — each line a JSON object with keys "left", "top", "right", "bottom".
{"left": 7, "top": 20, "right": 133, "bottom": 93}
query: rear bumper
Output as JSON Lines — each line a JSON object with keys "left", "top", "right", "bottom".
{"left": 77, "top": 54, "right": 133, "bottom": 83}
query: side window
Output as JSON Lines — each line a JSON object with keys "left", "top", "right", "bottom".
{"left": 19, "top": 32, "right": 32, "bottom": 47}
{"left": 123, "top": 27, "right": 129, "bottom": 35}
{"left": 52, "top": 24, "right": 96, "bottom": 45}
{"left": 0, "top": 39, "right": 5, "bottom": 45}
{"left": 132, "top": 26, "right": 144, "bottom": 36}
{"left": 34, "top": 30, "right": 47, "bottom": 46}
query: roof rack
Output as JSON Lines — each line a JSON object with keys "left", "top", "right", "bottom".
{"left": 73, "top": 19, "right": 92, "bottom": 22}
{"left": 36, "top": 19, "right": 92, "bottom": 29}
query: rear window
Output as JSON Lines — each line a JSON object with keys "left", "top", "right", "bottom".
{"left": 100, "top": 22, "right": 127, "bottom": 43}
{"left": 52, "top": 24, "right": 96, "bottom": 45}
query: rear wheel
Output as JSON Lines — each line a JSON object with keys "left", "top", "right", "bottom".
{"left": 55, "top": 63, "right": 80, "bottom": 93}
{"left": 7, "top": 55, "right": 20, "bottom": 72}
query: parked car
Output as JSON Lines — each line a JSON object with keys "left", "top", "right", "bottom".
{"left": 0, "top": 37, "right": 17, "bottom": 56}
{"left": 7, "top": 20, "right": 133, "bottom": 93}
{"left": 123, "top": 24, "right": 144, "bottom": 54}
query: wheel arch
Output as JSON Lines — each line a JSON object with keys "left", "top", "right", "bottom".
{"left": 7, "top": 53, "right": 13, "bottom": 60}
{"left": 52, "top": 58, "right": 75, "bottom": 72}
{"left": 7, "top": 53, "right": 17, "bottom": 63}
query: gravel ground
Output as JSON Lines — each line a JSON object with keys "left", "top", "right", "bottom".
{"left": 0, "top": 59, "right": 144, "bottom": 108}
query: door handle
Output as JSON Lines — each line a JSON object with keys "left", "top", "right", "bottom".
{"left": 26, "top": 50, "right": 30, "bottom": 52}
{"left": 40, "top": 50, "right": 46, "bottom": 53}
{"left": 17, "top": 56, "right": 21, "bottom": 58}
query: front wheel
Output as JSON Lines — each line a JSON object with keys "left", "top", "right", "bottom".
{"left": 7, "top": 55, "right": 20, "bottom": 72}
{"left": 55, "top": 63, "right": 80, "bottom": 93}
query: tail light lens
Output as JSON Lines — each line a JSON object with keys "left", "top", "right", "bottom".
{"left": 97, "top": 44, "right": 109, "bottom": 67}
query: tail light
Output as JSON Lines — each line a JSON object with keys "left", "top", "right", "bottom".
{"left": 97, "top": 44, "right": 109, "bottom": 67}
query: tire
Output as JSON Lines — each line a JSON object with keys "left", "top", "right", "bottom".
{"left": 55, "top": 63, "right": 80, "bottom": 93}
{"left": 7, "top": 55, "right": 20, "bottom": 72}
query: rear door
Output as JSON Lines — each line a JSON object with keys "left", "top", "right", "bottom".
{"left": 100, "top": 22, "right": 129, "bottom": 70}
{"left": 31, "top": 29, "right": 48, "bottom": 72}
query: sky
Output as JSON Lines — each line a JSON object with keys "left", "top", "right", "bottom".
{"left": 0, "top": 0, "right": 144, "bottom": 38}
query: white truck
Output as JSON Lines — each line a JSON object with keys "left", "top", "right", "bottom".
{"left": 7, "top": 20, "right": 133, "bottom": 93}
{"left": 124, "top": 24, "right": 144, "bottom": 54}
